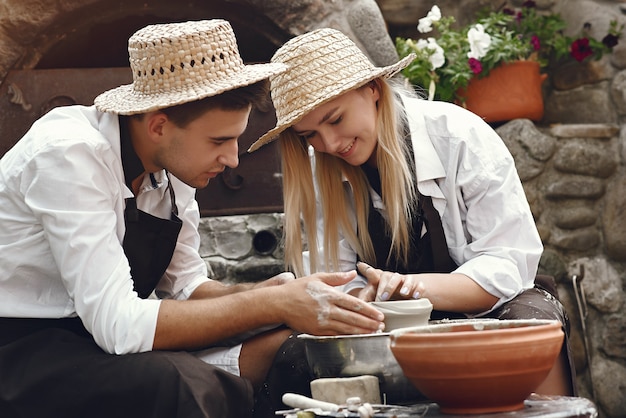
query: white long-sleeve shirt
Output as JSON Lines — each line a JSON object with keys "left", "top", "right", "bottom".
{"left": 0, "top": 105, "right": 210, "bottom": 354}
{"left": 307, "top": 96, "right": 543, "bottom": 313}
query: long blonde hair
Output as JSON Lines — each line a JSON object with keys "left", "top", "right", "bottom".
{"left": 280, "top": 78, "right": 417, "bottom": 277}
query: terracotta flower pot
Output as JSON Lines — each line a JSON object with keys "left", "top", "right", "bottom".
{"left": 389, "top": 319, "right": 564, "bottom": 414}
{"left": 458, "top": 60, "right": 548, "bottom": 123}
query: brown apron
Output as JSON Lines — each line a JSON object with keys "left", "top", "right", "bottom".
{"left": 0, "top": 116, "right": 254, "bottom": 418}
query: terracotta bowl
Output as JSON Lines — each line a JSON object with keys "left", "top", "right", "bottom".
{"left": 389, "top": 319, "right": 564, "bottom": 414}
{"left": 370, "top": 299, "right": 433, "bottom": 331}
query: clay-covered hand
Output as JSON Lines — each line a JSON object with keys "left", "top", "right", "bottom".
{"left": 280, "top": 271, "right": 384, "bottom": 336}
{"left": 356, "top": 262, "right": 425, "bottom": 302}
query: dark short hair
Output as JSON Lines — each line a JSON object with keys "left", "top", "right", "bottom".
{"left": 136, "top": 79, "right": 270, "bottom": 127}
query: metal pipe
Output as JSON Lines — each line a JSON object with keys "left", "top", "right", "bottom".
{"left": 571, "top": 264, "right": 596, "bottom": 400}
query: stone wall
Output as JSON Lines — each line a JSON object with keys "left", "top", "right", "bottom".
{"left": 496, "top": 120, "right": 625, "bottom": 417}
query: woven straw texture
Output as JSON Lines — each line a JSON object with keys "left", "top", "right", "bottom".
{"left": 248, "top": 28, "right": 414, "bottom": 152}
{"left": 95, "top": 19, "right": 285, "bottom": 115}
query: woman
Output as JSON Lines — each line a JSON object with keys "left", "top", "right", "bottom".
{"left": 249, "top": 28, "right": 575, "bottom": 397}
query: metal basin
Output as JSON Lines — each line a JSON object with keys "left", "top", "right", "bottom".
{"left": 298, "top": 332, "right": 425, "bottom": 404}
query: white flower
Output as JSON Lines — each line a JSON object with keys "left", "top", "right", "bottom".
{"left": 467, "top": 24, "right": 491, "bottom": 59}
{"left": 416, "top": 38, "right": 445, "bottom": 70}
{"left": 417, "top": 5, "right": 442, "bottom": 33}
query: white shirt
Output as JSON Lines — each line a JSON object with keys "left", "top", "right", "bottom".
{"left": 0, "top": 105, "right": 211, "bottom": 354}
{"left": 309, "top": 96, "right": 542, "bottom": 313}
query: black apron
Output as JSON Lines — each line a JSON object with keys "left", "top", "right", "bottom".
{"left": 119, "top": 115, "right": 183, "bottom": 298}
{"left": 360, "top": 162, "right": 457, "bottom": 275}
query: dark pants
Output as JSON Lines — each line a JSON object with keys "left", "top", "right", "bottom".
{"left": 0, "top": 320, "right": 254, "bottom": 418}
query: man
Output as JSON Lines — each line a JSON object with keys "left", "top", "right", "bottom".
{"left": 0, "top": 19, "right": 384, "bottom": 418}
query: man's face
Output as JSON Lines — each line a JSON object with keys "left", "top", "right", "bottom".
{"left": 155, "top": 105, "right": 251, "bottom": 189}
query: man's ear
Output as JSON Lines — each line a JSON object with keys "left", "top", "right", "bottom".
{"left": 146, "top": 111, "right": 169, "bottom": 142}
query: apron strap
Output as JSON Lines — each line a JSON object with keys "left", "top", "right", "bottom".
{"left": 118, "top": 116, "right": 183, "bottom": 298}
{"left": 420, "top": 194, "right": 458, "bottom": 273}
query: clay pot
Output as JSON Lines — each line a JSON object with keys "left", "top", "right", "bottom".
{"left": 458, "top": 60, "right": 548, "bottom": 123}
{"left": 389, "top": 319, "right": 564, "bottom": 414}
{"left": 370, "top": 299, "right": 432, "bottom": 331}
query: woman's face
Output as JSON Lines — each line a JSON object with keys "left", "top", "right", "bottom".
{"left": 292, "top": 83, "right": 381, "bottom": 167}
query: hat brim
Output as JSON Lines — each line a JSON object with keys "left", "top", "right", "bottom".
{"left": 247, "top": 53, "right": 415, "bottom": 153}
{"left": 94, "top": 62, "right": 286, "bottom": 115}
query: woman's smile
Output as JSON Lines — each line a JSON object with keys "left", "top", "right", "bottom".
{"left": 338, "top": 138, "right": 356, "bottom": 157}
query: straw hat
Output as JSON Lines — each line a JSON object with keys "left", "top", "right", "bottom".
{"left": 95, "top": 19, "right": 286, "bottom": 115}
{"left": 247, "top": 28, "right": 415, "bottom": 152}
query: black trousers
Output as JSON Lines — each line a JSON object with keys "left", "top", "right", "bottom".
{"left": 0, "top": 319, "right": 254, "bottom": 418}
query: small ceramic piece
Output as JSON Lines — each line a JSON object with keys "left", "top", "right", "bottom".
{"left": 370, "top": 299, "right": 431, "bottom": 313}
{"left": 389, "top": 319, "right": 564, "bottom": 415}
{"left": 370, "top": 298, "right": 432, "bottom": 331}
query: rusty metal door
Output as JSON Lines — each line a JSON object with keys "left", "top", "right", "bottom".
{"left": 0, "top": 68, "right": 283, "bottom": 216}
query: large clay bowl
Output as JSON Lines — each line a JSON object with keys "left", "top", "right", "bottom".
{"left": 389, "top": 319, "right": 564, "bottom": 414}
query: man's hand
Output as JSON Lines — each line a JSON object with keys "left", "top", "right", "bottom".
{"left": 279, "top": 271, "right": 384, "bottom": 336}
{"left": 252, "top": 272, "right": 296, "bottom": 289}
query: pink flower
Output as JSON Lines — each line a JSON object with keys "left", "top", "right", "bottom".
{"left": 468, "top": 57, "right": 483, "bottom": 74}
{"left": 530, "top": 35, "right": 541, "bottom": 51}
{"left": 570, "top": 38, "right": 593, "bottom": 61}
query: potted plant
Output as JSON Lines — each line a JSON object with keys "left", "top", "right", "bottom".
{"left": 395, "top": 1, "right": 622, "bottom": 122}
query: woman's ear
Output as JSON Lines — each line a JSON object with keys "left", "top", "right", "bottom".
{"left": 368, "top": 79, "right": 381, "bottom": 103}
{"left": 370, "top": 79, "right": 382, "bottom": 93}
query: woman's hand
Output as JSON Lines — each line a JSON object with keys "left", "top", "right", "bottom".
{"left": 356, "top": 262, "right": 425, "bottom": 302}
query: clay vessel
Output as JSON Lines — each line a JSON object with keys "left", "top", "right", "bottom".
{"left": 458, "top": 60, "right": 548, "bottom": 123}
{"left": 370, "top": 299, "right": 432, "bottom": 331}
{"left": 389, "top": 319, "right": 564, "bottom": 414}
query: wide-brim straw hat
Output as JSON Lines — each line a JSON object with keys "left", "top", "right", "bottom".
{"left": 95, "top": 19, "right": 286, "bottom": 115}
{"left": 247, "top": 28, "right": 415, "bottom": 152}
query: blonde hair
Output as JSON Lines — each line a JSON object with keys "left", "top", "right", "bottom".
{"left": 280, "top": 78, "right": 417, "bottom": 277}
